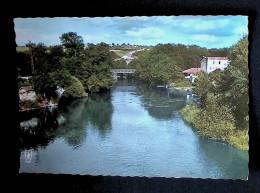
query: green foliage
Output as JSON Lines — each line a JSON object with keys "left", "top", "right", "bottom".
{"left": 19, "top": 100, "right": 39, "bottom": 110}
{"left": 35, "top": 94, "right": 44, "bottom": 103}
{"left": 115, "top": 50, "right": 130, "bottom": 57}
{"left": 18, "top": 79, "right": 31, "bottom": 88}
{"left": 47, "top": 45, "right": 66, "bottom": 70}
{"left": 48, "top": 70, "right": 74, "bottom": 89}
{"left": 86, "top": 73, "right": 114, "bottom": 93}
{"left": 112, "top": 60, "right": 127, "bottom": 69}
{"left": 181, "top": 96, "right": 235, "bottom": 140}
{"left": 61, "top": 56, "right": 91, "bottom": 87}
{"left": 28, "top": 35, "right": 114, "bottom": 97}
{"left": 227, "top": 130, "right": 249, "bottom": 151}
{"left": 83, "top": 43, "right": 114, "bottom": 92}
{"left": 60, "top": 32, "right": 84, "bottom": 57}
{"left": 180, "top": 105, "right": 201, "bottom": 125}
{"left": 172, "top": 79, "right": 192, "bottom": 88}
{"left": 193, "top": 71, "right": 212, "bottom": 103}
{"left": 16, "top": 46, "right": 29, "bottom": 53}
{"left": 133, "top": 44, "right": 227, "bottom": 85}
{"left": 134, "top": 49, "right": 183, "bottom": 84}
{"left": 181, "top": 37, "right": 249, "bottom": 150}
{"left": 63, "top": 76, "right": 87, "bottom": 99}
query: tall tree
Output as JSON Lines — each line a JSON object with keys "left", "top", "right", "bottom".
{"left": 25, "top": 41, "right": 36, "bottom": 74}
{"left": 60, "top": 32, "right": 84, "bottom": 58}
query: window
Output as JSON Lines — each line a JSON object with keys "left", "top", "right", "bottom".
{"left": 213, "top": 61, "right": 215, "bottom": 64}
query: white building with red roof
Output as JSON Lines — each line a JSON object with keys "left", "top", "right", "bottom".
{"left": 201, "top": 56, "right": 230, "bottom": 74}
{"left": 182, "top": 68, "right": 203, "bottom": 83}
{"left": 19, "top": 86, "right": 36, "bottom": 101}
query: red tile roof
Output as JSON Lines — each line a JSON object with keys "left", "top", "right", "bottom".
{"left": 19, "top": 86, "right": 34, "bottom": 94}
{"left": 183, "top": 68, "right": 203, "bottom": 74}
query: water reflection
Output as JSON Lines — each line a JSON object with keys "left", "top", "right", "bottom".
{"left": 85, "top": 93, "right": 113, "bottom": 134}
{"left": 19, "top": 108, "right": 59, "bottom": 150}
{"left": 136, "top": 86, "right": 187, "bottom": 120}
{"left": 55, "top": 98, "right": 89, "bottom": 148}
{"left": 56, "top": 94, "right": 113, "bottom": 147}
{"left": 198, "top": 137, "right": 248, "bottom": 179}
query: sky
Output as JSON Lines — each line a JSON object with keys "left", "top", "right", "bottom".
{"left": 14, "top": 16, "right": 248, "bottom": 49}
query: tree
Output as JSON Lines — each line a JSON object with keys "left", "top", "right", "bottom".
{"left": 134, "top": 48, "right": 183, "bottom": 85}
{"left": 194, "top": 94, "right": 235, "bottom": 140}
{"left": 193, "top": 71, "right": 212, "bottom": 103}
{"left": 25, "top": 41, "right": 36, "bottom": 73}
{"left": 60, "top": 32, "right": 84, "bottom": 57}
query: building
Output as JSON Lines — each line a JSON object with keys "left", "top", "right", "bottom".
{"left": 183, "top": 68, "right": 203, "bottom": 83}
{"left": 201, "top": 57, "right": 230, "bottom": 74}
{"left": 19, "top": 86, "right": 36, "bottom": 101}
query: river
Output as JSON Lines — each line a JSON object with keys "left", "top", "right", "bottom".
{"left": 19, "top": 79, "right": 248, "bottom": 179}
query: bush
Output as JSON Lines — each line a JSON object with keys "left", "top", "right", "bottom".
{"left": 35, "top": 94, "right": 44, "bottom": 103}
{"left": 172, "top": 79, "right": 192, "bottom": 88}
{"left": 19, "top": 100, "right": 39, "bottom": 110}
{"left": 227, "top": 130, "right": 249, "bottom": 151}
{"left": 194, "top": 94, "right": 235, "bottom": 140}
{"left": 86, "top": 74, "right": 114, "bottom": 93}
{"left": 63, "top": 76, "right": 87, "bottom": 99}
{"left": 180, "top": 105, "right": 201, "bottom": 126}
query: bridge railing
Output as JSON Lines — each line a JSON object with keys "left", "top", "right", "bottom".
{"left": 110, "top": 69, "right": 136, "bottom": 74}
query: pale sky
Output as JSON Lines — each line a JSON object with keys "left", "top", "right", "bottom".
{"left": 14, "top": 16, "right": 248, "bottom": 49}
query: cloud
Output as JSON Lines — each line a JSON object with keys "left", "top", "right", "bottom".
{"left": 14, "top": 16, "right": 248, "bottom": 48}
{"left": 15, "top": 27, "right": 60, "bottom": 46}
{"left": 234, "top": 25, "right": 248, "bottom": 37}
{"left": 192, "top": 34, "right": 219, "bottom": 43}
{"left": 125, "top": 27, "right": 164, "bottom": 39}
{"left": 82, "top": 34, "right": 111, "bottom": 44}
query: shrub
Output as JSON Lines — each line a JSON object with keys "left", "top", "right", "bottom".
{"left": 19, "top": 100, "right": 39, "bottom": 110}
{"left": 180, "top": 105, "right": 201, "bottom": 126}
{"left": 194, "top": 96, "right": 235, "bottom": 140}
{"left": 227, "top": 130, "right": 249, "bottom": 151}
{"left": 172, "top": 79, "right": 192, "bottom": 88}
{"left": 63, "top": 76, "right": 87, "bottom": 99}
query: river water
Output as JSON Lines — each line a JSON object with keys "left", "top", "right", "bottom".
{"left": 19, "top": 80, "right": 248, "bottom": 179}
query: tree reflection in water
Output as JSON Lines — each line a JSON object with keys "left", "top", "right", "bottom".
{"left": 19, "top": 107, "right": 59, "bottom": 151}
{"left": 19, "top": 93, "right": 114, "bottom": 150}
{"left": 198, "top": 137, "right": 248, "bottom": 179}
{"left": 136, "top": 85, "right": 188, "bottom": 120}
{"left": 56, "top": 93, "right": 113, "bottom": 148}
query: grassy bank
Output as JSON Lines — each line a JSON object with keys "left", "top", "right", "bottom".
{"left": 170, "top": 79, "right": 193, "bottom": 91}
{"left": 180, "top": 105, "right": 248, "bottom": 151}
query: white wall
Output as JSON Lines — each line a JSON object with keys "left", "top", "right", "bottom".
{"left": 19, "top": 91, "right": 36, "bottom": 101}
{"left": 201, "top": 58, "right": 229, "bottom": 73}
{"left": 200, "top": 58, "right": 207, "bottom": 72}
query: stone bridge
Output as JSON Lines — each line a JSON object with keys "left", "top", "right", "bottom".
{"left": 110, "top": 69, "right": 136, "bottom": 79}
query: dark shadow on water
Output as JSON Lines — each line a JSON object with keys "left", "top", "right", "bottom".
{"left": 19, "top": 107, "right": 60, "bottom": 150}
{"left": 198, "top": 137, "right": 249, "bottom": 179}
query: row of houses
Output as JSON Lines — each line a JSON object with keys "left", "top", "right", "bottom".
{"left": 183, "top": 57, "right": 230, "bottom": 83}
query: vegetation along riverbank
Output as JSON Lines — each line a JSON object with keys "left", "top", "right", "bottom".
{"left": 181, "top": 37, "right": 249, "bottom": 151}
{"left": 127, "top": 36, "right": 248, "bottom": 151}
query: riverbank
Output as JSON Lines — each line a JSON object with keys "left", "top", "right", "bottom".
{"left": 180, "top": 105, "right": 249, "bottom": 151}
{"left": 170, "top": 79, "right": 194, "bottom": 91}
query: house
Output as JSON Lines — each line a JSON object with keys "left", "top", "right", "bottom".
{"left": 19, "top": 86, "right": 36, "bottom": 101}
{"left": 201, "top": 56, "right": 230, "bottom": 74}
{"left": 183, "top": 68, "right": 203, "bottom": 83}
